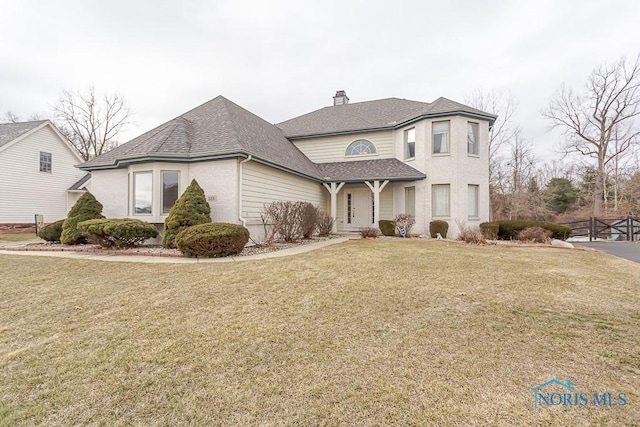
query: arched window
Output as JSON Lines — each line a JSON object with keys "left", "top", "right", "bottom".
{"left": 345, "top": 139, "right": 377, "bottom": 156}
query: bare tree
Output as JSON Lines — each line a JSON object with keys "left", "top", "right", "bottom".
{"left": 3, "top": 111, "right": 45, "bottom": 123}
{"left": 466, "top": 89, "right": 520, "bottom": 219}
{"left": 53, "top": 87, "right": 132, "bottom": 161}
{"left": 543, "top": 55, "right": 640, "bottom": 216}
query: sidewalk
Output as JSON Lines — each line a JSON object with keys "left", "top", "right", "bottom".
{"left": 0, "top": 237, "right": 350, "bottom": 264}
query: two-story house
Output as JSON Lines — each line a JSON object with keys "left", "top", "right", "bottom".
{"left": 80, "top": 91, "right": 495, "bottom": 239}
{"left": 0, "top": 120, "right": 89, "bottom": 227}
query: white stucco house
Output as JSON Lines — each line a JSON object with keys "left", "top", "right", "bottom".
{"left": 79, "top": 91, "right": 495, "bottom": 239}
{"left": 0, "top": 120, "right": 89, "bottom": 226}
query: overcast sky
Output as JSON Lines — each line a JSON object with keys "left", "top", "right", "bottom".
{"left": 1, "top": 0, "right": 638, "bottom": 162}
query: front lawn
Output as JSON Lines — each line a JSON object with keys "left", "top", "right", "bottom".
{"left": 0, "top": 240, "right": 638, "bottom": 425}
{"left": 0, "top": 232, "right": 38, "bottom": 242}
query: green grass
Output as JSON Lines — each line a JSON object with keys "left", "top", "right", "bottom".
{"left": 0, "top": 233, "right": 38, "bottom": 242}
{"left": 1, "top": 240, "right": 639, "bottom": 425}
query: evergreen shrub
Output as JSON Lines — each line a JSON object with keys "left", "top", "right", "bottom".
{"left": 429, "top": 220, "right": 449, "bottom": 238}
{"left": 61, "top": 192, "right": 104, "bottom": 245}
{"left": 38, "top": 219, "right": 65, "bottom": 242}
{"left": 378, "top": 220, "right": 396, "bottom": 236}
{"left": 78, "top": 218, "right": 158, "bottom": 247}
{"left": 175, "top": 222, "right": 249, "bottom": 258}
{"left": 162, "top": 179, "right": 211, "bottom": 248}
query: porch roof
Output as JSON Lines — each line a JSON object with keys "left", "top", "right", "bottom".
{"left": 317, "top": 158, "right": 426, "bottom": 183}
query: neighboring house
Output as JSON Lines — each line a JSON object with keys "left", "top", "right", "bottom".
{"left": 0, "top": 120, "right": 89, "bottom": 225}
{"left": 80, "top": 91, "right": 495, "bottom": 239}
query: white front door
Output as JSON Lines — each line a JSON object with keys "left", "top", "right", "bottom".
{"left": 345, "top": 189, "right": 372, "bottom": 230}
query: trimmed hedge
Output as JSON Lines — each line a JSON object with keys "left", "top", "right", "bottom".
{"left": 479, "top": 222, "right": 499, "bottom": 240}
{"left": 495, "top": 220, "right": 571, "bottom": 240}
{"left": 429, "top": 220, "right": 449, "bottom": 238}
{"left": 175, "top": 222, "right": 249, "bottom": 258}
{"left": 61, "top": 192, "right": 104, "bottom": 245}
{"left": 378, "top": 220, "right": 396, "bottom": 236}
{"left": 78, "top": 218, "right": 159, "bottom": 248}
{"left": 38, "top": 219, "right": 65, "bottom": 242}
{"left": 162, "top": 179, "right": 211, "bottom": 248}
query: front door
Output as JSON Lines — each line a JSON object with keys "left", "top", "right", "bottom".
{"left": 345, "top": 189, "right": 372, "bottom": 230}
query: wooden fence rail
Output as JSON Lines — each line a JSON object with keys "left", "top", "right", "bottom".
{"left": 560, "top": 216, "right": 640, "bottom": 242}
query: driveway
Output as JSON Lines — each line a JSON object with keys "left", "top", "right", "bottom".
{"left": 575, "top": 241, "right": 640, "bottom": 264}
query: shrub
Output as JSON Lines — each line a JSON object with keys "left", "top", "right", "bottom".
{"left": 38, "top": 219, "right": 64, "bottom": 242}
{"left": 317, "top": 211, "right": 334, "bottom": 237}
{"left": 300, "top": 203, "right": 320, "bottom": 239}
{"left": 378, "top": 219, "right": 396, "bottom": 236}
{"left": 517, "top": 226, "right": 552, "bottom": 243}
{"left": 61, "top": 192, "right": 104, "bottom": 245}
{"left": 175, "top": 222, "right": 249, "bottom": 258}
{"left": 162, "top": 179, "right": 211, "bottom": 248}
{"left": 479, "top": 222, "right": 499, "bottom": 240}
{"left": 429, "top": 220, "right": 449, "bottom": 238}
{"left": 360, "top": 227, "right": 378, "bottom": 238}
{"left": 496, "top": 220, "right": 571, "bottom": 240}
{"left": 78, "top": 218, "right": 159, "bottom": 248}
{"left": 458, "top": 226, "right": 487, "bottom": 245}
{"left": 394, "top": 214, "right": 415, "bottom": 236}
{"left": 262, "top": 201, "right": 322, "bottom": 242}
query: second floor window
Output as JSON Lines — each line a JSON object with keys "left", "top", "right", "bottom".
{"left": 432, "top": 121, "right": 450, "bottom": 154}
{"left": 345, "top": 139, "right": 376, "bottom": 156}
{"left": 405, "top": 128, "right": 415, "bottom": 159}
{"left": 39, "top": 152, "right": 52, "bottom": 173}
{"left": 468, "top": 122, "right": 479, "bottom": 155}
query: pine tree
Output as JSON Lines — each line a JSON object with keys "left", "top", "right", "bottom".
{"left": 61, "top": 192, "right": 104, "bottom": 244}
{"left": 162, "top": 179, "right": 211, "bottom": 248}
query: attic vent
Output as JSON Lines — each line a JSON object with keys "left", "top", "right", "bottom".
{"left": 333, "top": 90, "right": 349, "bottom": 106}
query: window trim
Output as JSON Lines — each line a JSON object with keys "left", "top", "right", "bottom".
{"left": 404, "top": 128, "right": 416, "bottom": 160}
{"left": 431, "top": 184, "right": 451, "bottom": 218}
{"left": 39, "top": 151, "right": 52, "bottom": 173}
{"left": 467, "top": 122, "right": 479, "bottom": 156}
{"left": 432, "top": 121, "right": 450, "bottom": 155}
{"left": 345, "top": 139, "right": 377, "bottom": 157}
{"left": 468, "top": 184, "right": 479, "bottom": 219}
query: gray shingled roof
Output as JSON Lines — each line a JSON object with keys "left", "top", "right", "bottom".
{"left": 277, "top": 96, "right": 496, "bottom": 138}
{"left": 0, "top": 120, "right": 47, "bottom": 148}
{"left": 317, "top": 159, "right": 426, "bottom": 183}
{"left": 68, "top": 173, "right": 91, "bottom": 191}
{"left": 80, "top": 96, "right": 323, "bottom": 180}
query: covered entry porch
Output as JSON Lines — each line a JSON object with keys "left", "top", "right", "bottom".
{"left": 318, "top": 159, "right": 426, "bottom": 232}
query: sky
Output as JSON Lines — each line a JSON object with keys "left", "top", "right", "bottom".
{"left": 1, "top": 0, "right": 639, "bottom": 162}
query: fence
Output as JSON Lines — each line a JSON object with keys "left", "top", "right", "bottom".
{"left": 560, "top": 216, "right": 640, "bottom": 241}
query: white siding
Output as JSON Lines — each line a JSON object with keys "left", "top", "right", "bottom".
{"left": 292, "top": 130, "right": 394, "bottom": 163}
{"left": 241, "top": 161, "right": 324, "bottom": 225}
{"left": 0, "top": 125, "right": 85, "bottom": 223}
{"left": 333, "top": 184, "right": 392, "bottom": 231}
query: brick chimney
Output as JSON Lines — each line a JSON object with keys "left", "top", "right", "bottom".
{"left": 333, "top": 90, "right": 349, "bottom": 106}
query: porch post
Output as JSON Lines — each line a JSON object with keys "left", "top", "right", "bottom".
{"left": 364, "top": 180, "right": 389, "bottom": 226}
{"left": 323, "top": 182, "right": 345, "bottom": 232}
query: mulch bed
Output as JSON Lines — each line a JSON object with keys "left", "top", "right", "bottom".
{"left": 0, "top": 236, "right": 342, "bottom": 258}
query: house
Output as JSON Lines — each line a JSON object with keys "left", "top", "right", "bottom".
{"left": 0, "top": 120, "right": 89, "bottom": 227}
{"left": 79, "top": 91, "right": 495, "bottom": 239}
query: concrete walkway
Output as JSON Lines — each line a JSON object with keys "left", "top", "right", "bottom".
{"left": 0, "top": 237, "right": 350, "bottom": 264}
{"left": 574, "top": 241, "right": 640, "bottom": 264}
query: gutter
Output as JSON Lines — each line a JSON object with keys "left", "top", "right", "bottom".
{"left": 238, "top": 155, "right": 252, "bottom": 227}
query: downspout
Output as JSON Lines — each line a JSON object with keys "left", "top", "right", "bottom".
{"left": 238, "top": 155, "right": 252, "bottom": 227}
